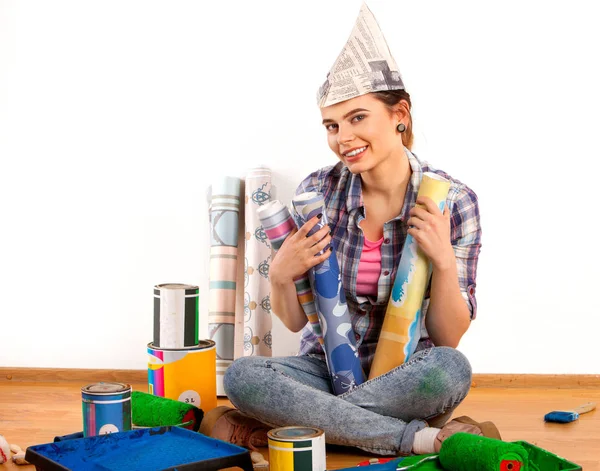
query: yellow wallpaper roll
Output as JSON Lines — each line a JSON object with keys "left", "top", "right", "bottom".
{"left": 369, "top": 172, "right": 450, "bottom": 379}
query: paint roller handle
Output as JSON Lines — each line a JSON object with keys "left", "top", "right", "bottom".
{"left": 396, "top": 455, "right": 440, "bottom": 470}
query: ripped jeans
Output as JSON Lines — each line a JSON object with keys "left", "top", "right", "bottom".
{"left": 223, "top": 346, "right": 472, "bottom": 456}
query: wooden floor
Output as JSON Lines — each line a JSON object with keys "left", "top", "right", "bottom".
{"left": 0, "top": 381, "right": 598, "bottom": 470}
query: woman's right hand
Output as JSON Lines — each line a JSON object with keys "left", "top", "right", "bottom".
{"left": 270, "top": 215, "right": 333, "bottom": 285}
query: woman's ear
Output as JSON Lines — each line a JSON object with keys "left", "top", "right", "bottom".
{"left": 394, "top": 99, "right": 411, "bottom": 122}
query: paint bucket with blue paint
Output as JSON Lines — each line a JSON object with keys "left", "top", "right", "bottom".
{"left": 82, "top": 382, "right": 132, "bottom": 437}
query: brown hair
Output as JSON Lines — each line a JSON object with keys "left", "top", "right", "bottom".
{"left": 372, "top": 90, "right": 414, "bottom": 150}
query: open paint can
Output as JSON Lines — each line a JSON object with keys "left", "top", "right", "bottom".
{"left": 154, "top": 283, "right": 200, "bottom": 349}
{"left": 268, "top": 426, "right": 326, "bottom": 471}
{"left": 82, "top": 382, "right": 132, "bottom": 437}
{"left": 147, "top": 340, "right": 217, "bottom": 412}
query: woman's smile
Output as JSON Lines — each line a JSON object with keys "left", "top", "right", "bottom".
{"left": 342, "top": 145, "right": 368, "bottom": 162}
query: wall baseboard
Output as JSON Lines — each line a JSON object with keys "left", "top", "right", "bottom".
{"left": 470, "top": 374, "right": 600, "bottom": 389}
{"left": 1, "top": 367, "right": 599, "bottom": 389}
{"left": 0, "top": 367, "right": 147, "bottom": 385}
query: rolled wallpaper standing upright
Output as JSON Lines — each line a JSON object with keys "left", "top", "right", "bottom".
{"left": 257, "top": 200, "right": 323, "bottom": 344}
{"left": 369, "top": 172, "right": 451, "bottom": 380}
{"left": 292, "top": 192, "right": 364, "bottom": 395}
{"left": 208, "top": 176, "right": 242, "bottom": 395}
{"left": 243, "top": 167, "right": 273, "bottom": 357}
{"left": 153, "top": 283, "right": 199, "bottom": 349}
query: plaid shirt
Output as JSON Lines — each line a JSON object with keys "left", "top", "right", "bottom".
{"left": 296, "top": 149, "right": 481, "bottom": 377}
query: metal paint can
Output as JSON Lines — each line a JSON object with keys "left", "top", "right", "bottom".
{"left": 153, "top": 283, "right": 200, "bottom": 349}
{"left": 81, "top": 382, "right": 132, "bottom": 437}
{"left": 147, "top": 339, "right": 217, "bottom": 412}
{"left": 268, "top": 426, "right": 326, "bottom": 471}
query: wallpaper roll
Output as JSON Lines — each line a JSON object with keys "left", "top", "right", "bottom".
{"left": 369, "top": 172, "right": 451, "bottom": 380}
{"left": 208, "top": 176, "right": 242, "bottom": 395}
{"left": 257, "top": 200, "right": 323, "bottom": 343}
{"left": 243, "top": 167, "right": 273, "bottom": 357}
{"left": 292, "top": 192, "right": 364, "bottom": 395}
{"left": 153, "top": 284, "right": 199, "bottom": 349}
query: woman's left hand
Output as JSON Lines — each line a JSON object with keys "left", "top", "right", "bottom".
{"left": 407, "top": 196, "right": 455, "bottom": 271}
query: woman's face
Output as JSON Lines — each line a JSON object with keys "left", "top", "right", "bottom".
{"left": 320, "top": 93, "right": 405, "bottom": 174}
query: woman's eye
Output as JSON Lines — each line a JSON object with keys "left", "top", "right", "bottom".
{"left": 325, "top": 124, "right": 338, "bottom": 132}
{"left": 351, "top": 114, "right": 365, "bottom": 123}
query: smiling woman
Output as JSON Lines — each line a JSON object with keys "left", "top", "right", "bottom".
{"left": 200, "top": 2, "right": 493, "bottom": 459}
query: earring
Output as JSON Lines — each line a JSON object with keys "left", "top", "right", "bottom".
{"left": 397, "top": 123, "right": 406, "bottom": 133}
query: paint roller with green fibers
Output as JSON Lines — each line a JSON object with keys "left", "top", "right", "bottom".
{"left": 131, "top": 391, "right": 204, "bottom": 431}
{"left": 438, "top": 433, "right": 533, "bottom": 471}
{"left": 395, "top": 433, "right": 537, "bottom": 471}
{"left": 342, "top": 433, "right": 581, "bottom": 470}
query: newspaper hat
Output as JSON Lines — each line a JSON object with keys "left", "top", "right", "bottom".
{"left": 317, "top": 2, "right": 405, "bottom": 108}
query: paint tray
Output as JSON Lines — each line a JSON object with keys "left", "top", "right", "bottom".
{"left": 515, "top": 441, "right": 581, "bottom": 470}
{"left": 25, "top": 426, "right": 254, "bottom": 471}
{"left": 334, "top": 441, "right": 581, "bottom": 470}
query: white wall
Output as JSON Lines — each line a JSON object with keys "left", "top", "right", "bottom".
{"left": 1, "top": 1, "right": 599, "bottom": 374}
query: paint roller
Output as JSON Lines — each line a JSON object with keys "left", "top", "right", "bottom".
{"left": 130, "top": 391, "right": 204, "bottom": 431}
{"left": 343, "top": 433, "right": 580, "bottom": 470}
{"left": 437, "top": 433, "right": 531, "bottom": 471}
{"left": 394, "top": 433, "right": 533, "bottom": 471}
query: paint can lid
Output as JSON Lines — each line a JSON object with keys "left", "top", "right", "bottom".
{"left": 154, "top": 283, "right": 199, "bottom": 292}
{"left": 81, "top": 382, "right": 131, "bottom": 395}
{"left": 268, "top": 426, "right": 323, "bottom": 441}
{"left": 147, "top": 339, "right": 215, "bottom": 352}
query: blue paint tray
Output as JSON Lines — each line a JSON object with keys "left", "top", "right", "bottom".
{"left": 25, "top": 426, "right": 254, "bottom": 471}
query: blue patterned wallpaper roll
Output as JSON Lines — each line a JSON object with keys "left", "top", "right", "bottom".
{"left": 292, "top": 192, "right": 365, "bottom": 395}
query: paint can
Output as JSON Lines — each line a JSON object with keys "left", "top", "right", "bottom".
{"left": 268, "top": 426, "right": 326, "bottom": 471}
{"left": 153, "top": 283, "right": 200, "bottom": 349}
{"left": 81, "top": 382, "right": 132, "bottom": 437}
{"left": 147, "top": 340, "right": 217, "bottom": 412}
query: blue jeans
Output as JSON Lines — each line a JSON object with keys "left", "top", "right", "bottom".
{"left": 223, "top": 347, "right": 472, "bottom": 456}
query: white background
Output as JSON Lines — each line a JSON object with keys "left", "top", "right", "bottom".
{"left": 1, "top": 0, "right": 599, "bottom": 373}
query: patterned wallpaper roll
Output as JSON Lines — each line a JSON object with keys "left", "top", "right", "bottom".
{"left": 369, "top": 172, "right": 451, "bottom": 379}
{"left": 292, "top": 192, "right": 364, "bottom": 395}
{"left": 208, "top": 176, "right": 242, "bottom": 395}
{"left": 153, "top": 283, "right": 199, "bottom": 349}
{"left": 243, "top": 167, "right": 273, "bottom": 356}
{"left": 257, "top": 200, "right": 323, "bottom": 343}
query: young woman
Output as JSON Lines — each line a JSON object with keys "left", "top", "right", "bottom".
{"left": 200, "top": 3, "right": 498, "bottom": 456}
{"left": 200, "top": 88, "right": 498, "bottom": 456}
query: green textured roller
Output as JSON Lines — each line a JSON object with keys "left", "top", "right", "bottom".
{"left": 132, "top": 391, "right": 204, "bottom": 432}
{"left": 439, "top": 433, "right": 532, "bottom": 471}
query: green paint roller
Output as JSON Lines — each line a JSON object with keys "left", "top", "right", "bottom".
{"left": 131, "top": 391, "right": 204, "bottom": 431}
{"left": 438, "top": 433, "right": 532, "bottom": 471}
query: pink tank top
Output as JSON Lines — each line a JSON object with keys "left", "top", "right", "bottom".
{"left": 356, "top": 235, "right": 383, "bottom": 297}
